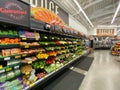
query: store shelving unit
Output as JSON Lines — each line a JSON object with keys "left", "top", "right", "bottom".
{"left": 0, "top": 1, "right": 90, "bottom": 90}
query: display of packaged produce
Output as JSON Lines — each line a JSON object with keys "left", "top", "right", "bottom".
{"left": 14, "top": 69, "right": 21, "bottom": 76}
{"left": 19, "top": 30, "right": 40, "bottom": 39}
{"left": 6, "top": 71, "right": 15, "bottom": 80}
{"left": 21, "top": 48, "right": 45, "bottom": 54}
{"left": 0, "top": 77, "right": 23, "bottom": 90}
{"left": 21, "top": 65, "right": 32, "bottom": 75}
{"left": 1, "top": 48, "right": 21, "bottom": 57}
{"left": 22, "top": 56, "right": 37, "bottom": 63}
{"left": 0, "top": 38, "right": 20, "bottom": 44}
{"left": 0, "top": 73, "right": 7, "bottom": 82}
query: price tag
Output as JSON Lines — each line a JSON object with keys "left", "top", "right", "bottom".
{"left": 22, "top": 54, "right": 27, "bottom": 57}
{"left": 22, "top": 37, "right": 27, "bottom": 40}
{"left": 28, "top": 61, "right": 32, "bottom": 64}
{"left": 36, "top": 38, "right": 39, "bottom": 40}
{"left": 25, "top": 45, "right": 29, "bottom": 48}
{"left": 0, "top": 69, "right": 5, "bottom": 73}
{"left": 30, "top": 83, "right": 35, "bottom": 87}
{"left": 44, "top": 36, "right": 47, "bottom": 39}
{"left": 15, "top": 55, "right": 21, "bottom": 59}
{"left": 44, "top": 75, "right": 48, "bottom": 79}
{"left": 4, "top": 57, "right": 10, "bottom": 61}
{"left": 52, "top": 37, "right": 54, "bottom": 40}
{"left": 14, "top": 65, "right": 20, "bottom": 69}
{"left": 6, "top": 67, "right": 12, "bottom": 72}
{"left": 25, "top": 72, "right": 29, "bottom": 75}
{"left": 45, "top": 43, "right": 48, "bottom": 45}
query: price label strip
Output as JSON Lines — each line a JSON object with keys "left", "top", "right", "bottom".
{"left": 4, "top": 57, "right": 10, "bottom": 61}
{"left": 15, "top": 55, "right": 21, "bottom": 59}
{"left": 6, "top": 67, "right": 12, "bottom": 72}
{"left": 25, "top": 45, "right": 29, "bottom": 48}
{"left": 0, "top": 69, "right": 5, "bottom": 73}
{"left": 28, "top": 61, "right": 32, "bottom": 64}
{"left": 22, "top": 38, "right": 27, "bottom": 40}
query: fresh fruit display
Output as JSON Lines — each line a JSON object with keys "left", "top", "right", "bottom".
{"left": 47, "top": 51, "right": 57, "bottom": 56}
{"left": 21, "top": 65, "right": 32, "bottom": 74}
{"left": 46, "top": 57, "right": 56, "bottom": 65}
{"left": 32, "top": 60, "right": 45, "bottom": 69}
{"left": 37, "top": 53, "right": 49, "bottom": 59}
{"left": 0, "top": 38, "right": 20, "bottom": 44}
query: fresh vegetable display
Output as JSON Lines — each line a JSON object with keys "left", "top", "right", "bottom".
{"left": 36, "top": 53, "right": 49, "bottom": 59}
{"left": 46, "top": 57, "right": 56, "bottom": 65}
{"left": 32, "top": 60, "right": 45, "bottom": 69}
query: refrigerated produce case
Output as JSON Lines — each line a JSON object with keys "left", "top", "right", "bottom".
{"left": 0, "top": 1, "right": 90, "bottom": 90}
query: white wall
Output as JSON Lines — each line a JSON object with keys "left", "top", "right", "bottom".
{"left": 69, "top": 15, "right": 88, "bottom": 34}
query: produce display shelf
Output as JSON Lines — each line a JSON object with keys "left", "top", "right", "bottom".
{"left": 20, "top": 45, "right": 40, "bottom": 49}
{"left": 0, "top": 35, "right": 19, "bottom": 38}
{"left": 0, "top": 63, "right": 21, "bottom": 74}
{"left": 21, "top": 37, "right": 40, "bottom": 41}
{"left": 23, "top": 50, "right": 89, "bottom": 90}
{"left": 0, "top": 54, "right": 21, "bottom": 61}
{"left": 21, "top": 52, "right": 38, "bottom": 58}
{"left": 0, "top": 44, "right": 20, "bottom": 49}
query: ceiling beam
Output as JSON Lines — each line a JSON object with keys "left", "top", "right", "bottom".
{"left": 89, "top": 1, "right": 118, "bottom": 20}
{"left": 83, "top": 0, "right": 103, "bottom": 9}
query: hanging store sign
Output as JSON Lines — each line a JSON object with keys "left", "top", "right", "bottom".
{"left": 0, "top": 0, "right": 30, "bottom": 27}
{"left": 30, "top": 0, "right": 69, "bottom": 25}
{"left": 96, "top": 29, "right": 115, "bottom": 36}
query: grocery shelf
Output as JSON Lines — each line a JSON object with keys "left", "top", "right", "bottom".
{"left": 21, "top": 52, "right": 38, "bottom": 58}
{"left": 0, "top": 54, "right": 21, "bottom": 61}
{"left": 20, "top": 45, "right": 40, "bottom": 49}
{"left": 0, "top": 44, "right": 20, "bottom": 49}
{"left": 0, "top": 63, "right": 21, "bottom": 74}
{"left": 20, "top": 37, "right": 40, "bottom": 41}
{"left": 0, "top": 34, "right": 19, "bottom": 38}
{"left": 23, "top": 50, "right": 89, "bottom": 90}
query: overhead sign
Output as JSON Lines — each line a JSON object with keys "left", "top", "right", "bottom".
{"left": 0, "top": 0, "right": 30, "bottom": 27}
{"left": 30, "top": 0, "right": 69, "bottom": 25}
{"left": 96, "top": 29, "right": 115, "bottom": 36}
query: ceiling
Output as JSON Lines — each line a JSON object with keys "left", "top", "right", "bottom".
{"left": 53, "top": 0, "right": 120, "bottom": 30}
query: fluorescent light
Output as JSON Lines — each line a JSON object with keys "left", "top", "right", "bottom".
{"left": 73, "top": 0, "right": 94, "bottom": 27}
{"left": 111, "top": 1, "right": 120, "bottom": 24}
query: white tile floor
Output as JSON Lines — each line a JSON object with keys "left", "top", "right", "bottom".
{"left": 79, "top": 50, "right": 120, "bottom": 90}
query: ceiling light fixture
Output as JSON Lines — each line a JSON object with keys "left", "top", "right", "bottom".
{"left": 73, "top": 0, "right": 94, "bottom": 27}
{"left": 111, "top": 1, "right": 120, "bottom": 24}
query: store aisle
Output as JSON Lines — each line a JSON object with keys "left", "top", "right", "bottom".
{"left": 79, "top": 50, "right": 120, "bottom": 90}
